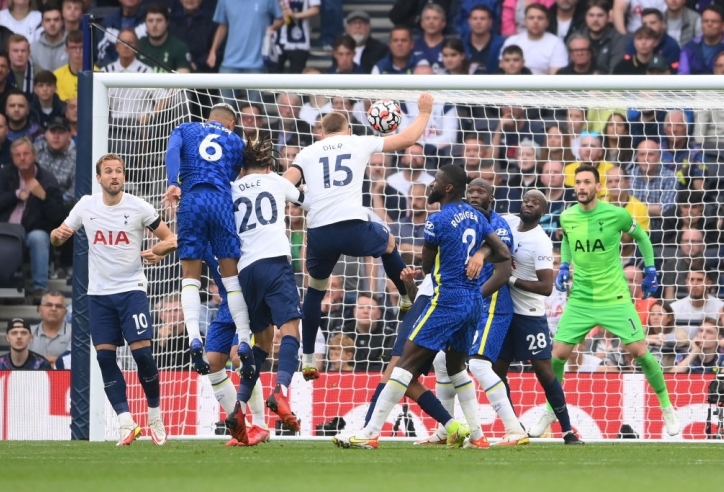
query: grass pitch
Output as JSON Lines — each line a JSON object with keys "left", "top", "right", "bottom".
{"left": 1, "top": 440, "right": 722, "bottom": 492}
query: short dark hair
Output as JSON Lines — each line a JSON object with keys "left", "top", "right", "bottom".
{"left": 586, "top": 0, "right": 612, "bottom": 13}
{"left": 633, "top": 25, "right": 657, "bottom": 39}
{"left": 333, "top": 34, "right": 356, "bottom": 53}
{"left": 389, "top": 25, "right": 413, "bottom": 41}
{"left": 469, "top": 5, "right": 494, "bottom": 19}
{"left": 702, "top": 4, "right": 724, "bottom": 21}
{"left": 677, "top": 189, "right": 705, "bottom": 205}
{"left": 525, "top": 3, "right": 549, "bottom": 16}
{"left": 574, "top": 163, "right": 600, "bottom": 183}
{"left": 66, "top": 30, "right": 83, "bottom": 46}
{"left": 641, "top": 7, "right": 664, "bottom": 21}
{"left": 502, "top": 44, "right": 523, "bottom": 57}
{"left": 41, "top": 2, "right": 62, "bottom": 17}
{"left": 440, "top": 164, "right": 468, "bottom": 195}
{"left": 95, "top": 153, "right": 125, "bottom": 176}
{"left": 145, "top": 2, "right": 170, "bottom": 21}
{"left": 61, "top": 0, "right": 85, "bottom": 7}
{"left": 321, "top": 111, "right": 349, "bottom": 134}
{"left": 34, "top": 70, "right": 57, "bottom": 86}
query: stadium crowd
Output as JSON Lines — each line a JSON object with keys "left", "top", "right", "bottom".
{"left": 0, "top": 0, "right": 723, "bottom": 376}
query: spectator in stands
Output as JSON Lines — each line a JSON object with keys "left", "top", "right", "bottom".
{"left": 671, "top": 269, "right": 724, "bottom": 338}
{"left": 276, "top": 0, "right": 319, "bottom": 74}
{"left": 629, "top": 139, "right": 678, "bottom": 224}
{"left": 0, "top": 52, "right": 11, "bottom": 111}
{"left": 612, "top": 0, "right": 667, "bottom": 34}
{"left": 372, "top": 25, "right": 429, "bottom": 74}
{"left": 198, "top": 278, "right": 220, "bottom": 336}
{"left": 565, "top": 107, "right": 587, "bottom": 159}
{"left": 207, "top": 0, "right": 283, "bottom": 104}
{"left": 137, "top": 2, "right": 191, "bottom": 73}
{"left": 30, "top": 3, "right": 66, "bottom": 72}
{"left": 365, "top": 152, "right": 405, "bottom": 224}
{"left": 153, "top": 293, "right": 191, "bottom": 370}
{"left": 168, "top": 0, "right": 216, "bottom": 73}
{"left": 671, "top": 318, "right": 724, "bottom": 373}
{"left": 0, "top": 114, "right": 10, "bottom": 167}
{"left": 661, "top": 110, "right": 705, "bottom": 190}
{"left": 623, "top": 8, "right": 681, "bottom": 67}
{"left": 602, "top": 112, "right": 634, "bottom": 166}
{"left": 101, "top": 29, "right": 152, "bottom": 77}
{"left": 6, "top": 91, "right": 41, "bottom": 141}
{"left": 238, "top": 103, "right": 268, "bottom": 144}
{"left": 277, "top": 143, "right": 299, "bottom": 174}
{"left": 96, "top": 0, "right": 147, "bottom": 68}
{"left": 461, "top": 5, "right": 504, "bottom": 75}
{"left": 0, "top": 318, "right": 52, "bottom": 370}
{"left": 386, "top": 143, "right": 435, "bottom": 197}
{"left": 624, "top": 265, "right": 658, "bottom": 325}
{"left": 320, "top": 274, "right": 344, "bottom": 337}
{"left": 563, "top": 131, "right": 613, "bottom": 196}
{"left": 694, "top": 51, "right": 724, "bottom": 156}
{"left": 344, "top": 10, "right": 388, "bottom": 74}
{"left": 330, "top": 97, "right": 369, "bottom": 135}
{"left": 271, "top": 92, "right": 313, "bottom": 151}
{"left": 326, "top": 34, "right": 365, "bottom": 74}
{"left": 341, "top": 292, "right": 392, "bottom": 372}
{"left": 33, "top": 115, "right": 74, "bottom": 209}
{"left": 645, "top": 300, "right": 687, "bottom": 368}
{"left": 7, "top": 34, "right": 33, "bottom": 95}
{"left": 299, "top": 92, "right": 332, "bottom": 127}
{"left": 325, "top": 332, "right": 355, "bottom": 372}
{"left": 413, "top": 3, "right": 446, "bottom": 72}
{"left": 0, "top": 137, "right": 64, "bottom": 299}
{"left": 556, "top": 33, "right": 600, "bottom": 74}
{"left": 662, "top": 190, "right": 720, "bottom": 245}
{"left": 606, "top": 166, "right": 651, "bottom": 231}
{"left": 0, "top": 0, "right": 41, "bottom": 42}
{"left": 548, "top": 0, "right": 587, "bottom": 40}
{"left": 491, "top": 105, "right": 545, "bottom": 165}
{"left": 390, "top": 182, "right": 429, "bottom": 265}
{"left": 541, "top": 123, "right": 575, "bottom": 164}
{"left": 317, "top": 0, "right": 343, "bottom": 50}
{"left": 491, "top": 163, "right": 523, "bottom": 214}
{"left": 678, "top": 4, "right": 724, "bottom": 74}
{"left": 400, "top": 84, "right": 458, "bottom": 164}
{"left": 662, "top": 228, "right": 708, "bottom": 300}
{"left": 664, "top": 0, "right": 702, "bottom": 47}
{"left": 613, "top": 26, "right": 659, "bottom": 74}
{"left": 495, "top": 43, "right": 532, "bottom": 74}
{"left": 579, "top": 0, "right": 628, "bottom": 74}
{"left": 60, "top": 0, "right": 83, "bottom": 34}
{"left": 502, "top": 4, "right": 568, "bottom": 75}
{"left": 454, "top": 133, "right": 493, "bottom": 174}
{"left": 646, "top": 53, "right": 673, "bottom": 73}
{"left": 439, "top": 37, "right": 485, "bottom": 74}
{"left": 53, "top": 30, "right": 85, "bottom": 102}
{"left": 28, "top": 291, "right": 70, "bottom": 367}
{"left": 539, "top": 159, "right": 576, "bottom": 243}
{"left": 508, "top": 138, "right": 540, "bottom": 188}
{"left": 64, "top": 96, "right": 76, "bottom": 142}
{"left": 29, "top": 70, "right": 65, "bottom": 128}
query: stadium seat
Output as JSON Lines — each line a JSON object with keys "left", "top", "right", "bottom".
{"left": 0, "top": 223, "right": 26, "bottom": 298}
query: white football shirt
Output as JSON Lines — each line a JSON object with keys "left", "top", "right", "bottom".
{"left": 418, "top": 274, "right": 434, "bottom": 298}
{"left": 64, "top": 192, "right": 160, "bottom": 296}
{"left": 292, "top": 134, "right": 384, "bottom": 228}
{"left": 504, "top": 214, "right": 554, "bottom": 316}
{"left": 232, "top": 172, "right": 304, "bottom": 270}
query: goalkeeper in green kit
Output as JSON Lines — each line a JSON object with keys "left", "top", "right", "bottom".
{"left": 528, "top": 164, "right": 681, "bottom": 438}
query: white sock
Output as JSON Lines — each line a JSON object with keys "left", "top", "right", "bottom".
{"left": 302, "top": 353, "right": 315, "bottom": 367}
{"left": 365, "top": 367, "right": 412, "bottom": 438}
{"left": 208, "top": 369, "right": 236, "bottom": 416}
{"left": 433, "top": 351, "right": 454, "bottom": 434}
{"left": 118, "top": 411, "right": 135, "bottom": 427}
{"left": 469, "top": 358, "right": 524, "bottom": 435}
{"left": 449, "top": 370, "right": 483, "bottom": 440}
{"left": 148, "top": 405, "right": 161, "bottom": 423}
{"left": 181, "top": 279, "right": 202, "bottom": 343}
{"left": 248, "top": 378, "right": 266, "bottom": 428}
{"left": 222, "top": 276, "right": 250, "bottom": 343}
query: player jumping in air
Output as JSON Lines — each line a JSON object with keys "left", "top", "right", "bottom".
{"left": 333, "top": 165, "right": 510, "bottom": 449}
{"left": 283, "top": 93, "right": 435, "bottom": 381}
{"left": 493, "top": 189, "right": 583, "bottom": 445}
{"left": 531, "top": 164, "right": 680, "bottom": 437}
{"left": 164, "top": 103, "right": 253, "bottom": 380}
{"left": 51, "top": 154, "right": 176, "bottom": 446}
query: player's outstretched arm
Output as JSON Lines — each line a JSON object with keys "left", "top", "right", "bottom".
{"left": 400, "top": 266, "right": 422, "bottom": 301}
{"left": 50, "top": 223, "right": 75, "bottom": 247}
{"left": 163, "top": 130, "right": 183, "bottom": 208}
{"left": 381, "top": 93, "right": 434, "bottom": 153}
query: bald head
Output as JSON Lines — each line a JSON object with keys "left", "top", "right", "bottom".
{"left": 524, "top": 189, "right": 548, "bottom": 209}
{"left": 469, "top": 177, "right": 493, "bottom": 195}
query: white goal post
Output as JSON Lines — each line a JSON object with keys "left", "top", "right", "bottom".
{"left": 81, "top": 73, "right": 724, "bottom": 443}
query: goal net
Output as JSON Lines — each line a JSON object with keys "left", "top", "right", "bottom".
{"left": 87, "top": 74, "right": 723, "bottom": 442}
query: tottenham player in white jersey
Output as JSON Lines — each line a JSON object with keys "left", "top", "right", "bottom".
{"left": 50, "top": 153, "right": 176, "bottom": 446}
{"left": 496, "top": 190, "right": 582, "bottom": 445}
{"left": 283, "top": 93, "right": 435, "bottom": 380}
{"left": 223, "top": 137, "right": 309, "bottom": 445}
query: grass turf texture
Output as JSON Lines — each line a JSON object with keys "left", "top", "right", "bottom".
{"left": 1, "top": 441, "right": 722, "bottom": 492}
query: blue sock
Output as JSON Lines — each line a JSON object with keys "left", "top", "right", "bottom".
{"left": 301, "top": 287, "right": 325, "bottom": 354}
{"left": 417, "top": 390, "right": 453, "bottom": 425}
{"left": 96, "top": 349, "right": 129, "bottom": 415}
{"left": 364, "top": 383, "right": 386, "bottom": 426}
{"left": 252, "top": 345, "right": 268, "bottom": 372}
{"left": 131, "top": 346, "right": 160, "bottom": 408}
{"left": 238, "top": 346, "right": 268, "bottom": 402}
{"left": 276, "top": 335, "right": 299, "bottom": 388}
{"left": 541, "top": 378, "right": 572, "bottom": 433}
{"left": 381, "top": 247, "right": 407, "bottom": 295}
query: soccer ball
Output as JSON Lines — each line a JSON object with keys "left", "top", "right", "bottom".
{"left": 367, "top": 99, "right": 402, "bottom": 134}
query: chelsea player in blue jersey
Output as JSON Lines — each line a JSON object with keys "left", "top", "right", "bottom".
{"left": 334, "top": 165, "right": 510, "bottom": 449}
{"left": 164, "top": 104, "right": 254, "bottom": 379}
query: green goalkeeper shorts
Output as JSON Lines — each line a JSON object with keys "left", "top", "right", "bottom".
{"left": 554, "top": 303, "right": 645, "bottom": 346}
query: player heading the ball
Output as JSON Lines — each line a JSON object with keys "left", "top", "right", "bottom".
{"left": 51, "top": 154, "right": 176, "bottom": 446}
{"left": 283, "top": 92, "right": 435, "bottom": 381}
{"left": 163, "top": 103, "right": 254, "bottom": 379}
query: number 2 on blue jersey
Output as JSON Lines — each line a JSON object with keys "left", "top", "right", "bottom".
{"left": 320, "top": 154, "right": 352, "bottom": 188}
{"left": 462, "top": 228, "right": 476, "bottom": 265}
{"left": 233, "top": 191, "right": 278, "bottom": 232}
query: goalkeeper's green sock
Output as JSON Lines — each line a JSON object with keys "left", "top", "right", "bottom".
{"left": 545, "top": 357, "right": 567, "bottom": 412}
{"left": 637, "top": 351, "right": 672, "bottom": 408}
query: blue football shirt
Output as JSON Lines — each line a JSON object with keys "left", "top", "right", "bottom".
{"left": 480, "top": 209, "right": 515, "bottom": 315}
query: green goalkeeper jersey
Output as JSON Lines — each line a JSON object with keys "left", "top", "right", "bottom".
{"left": 560, "top": 201, "right": 641, "bottom": 307}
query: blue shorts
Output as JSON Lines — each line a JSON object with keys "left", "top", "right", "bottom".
{"left": 206, "top": 303, "right": 235, "bottom": 355}
{"left": 239, "top": 256, "right": 301, "bottom": 334}
{"left": 89, "top": 291, "right": 153, "bottom": 347}
{"left": 392, "top": 294, "right": 432, "bottom": 357}
{"left": 306, "top": 220, "right": 389, "bottom": 279}
{"left": 177, "top": 185, "right": 240, "bottom": 260}
{"left": 409, "top": 295, "right": 484, "bottom": 354}
{"left": 469, "top": 311, "right": 512, "bottom": 363}
{"left": 498, "top": 313, "right": 552, "bottom": 362}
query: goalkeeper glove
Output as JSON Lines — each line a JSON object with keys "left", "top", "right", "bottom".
{"left": 555, "top": 263, "right": 570, "bottom": 292}
{"left": 642, "top": 266, "right": 658, "bottom": 299}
